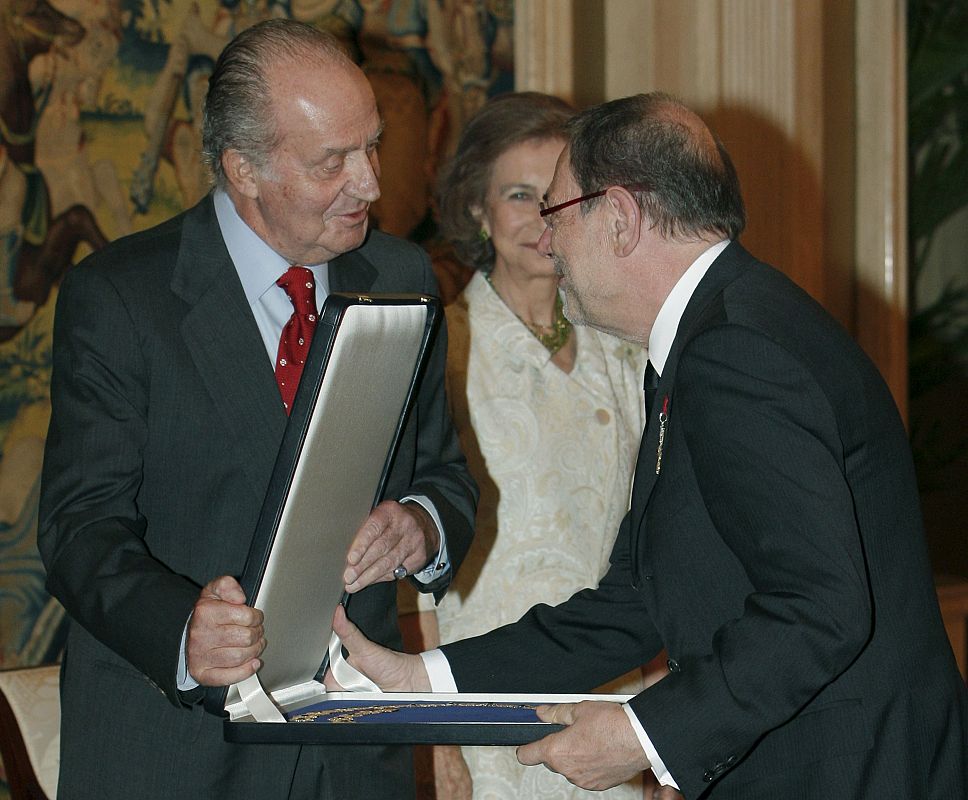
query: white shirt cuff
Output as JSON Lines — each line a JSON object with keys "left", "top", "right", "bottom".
{"left": 401, "top": 495, "right": 450, "bottom": 584}
{"left": 177, "top": 616, "right": 199, "bottom": 691}
{"left": 420, "top": 649, "right": 458, "bottom": 692}
{"left": 622, "top": 703, "right": 679, "bottom": 789}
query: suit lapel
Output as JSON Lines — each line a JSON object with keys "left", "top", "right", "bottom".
{"left": 171, "top": 197, "right": 287, "bottom": 497}
{"left": 628, "top": 374, "right": 669, "bottom": 584}
{"left": 628, "top": 242, "right": 754, "bottom": 582}
{"left": 328, "top": 247, "right": 378, "bottom": 294}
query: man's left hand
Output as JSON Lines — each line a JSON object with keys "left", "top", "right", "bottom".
{"left": 517, "top": 701, "right": 651, "bottom": 791}
{"left": 343, "top": 500, "right": 438, "bottom": 592}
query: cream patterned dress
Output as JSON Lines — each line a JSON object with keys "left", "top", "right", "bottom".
{"left": 423, "top": 271, "right": 648, "bottom": 799}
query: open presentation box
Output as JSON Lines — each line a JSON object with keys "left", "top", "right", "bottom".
{"left": 205, "top": 293, "right": 631, "bottom": 746}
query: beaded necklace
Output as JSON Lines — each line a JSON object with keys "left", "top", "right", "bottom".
{"left": 483, "top": 271, "right": 573, "bottom": 355}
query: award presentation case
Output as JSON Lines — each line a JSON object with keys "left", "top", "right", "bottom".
{"left": 206, "top": 293, "right": 630, "bottom": 746}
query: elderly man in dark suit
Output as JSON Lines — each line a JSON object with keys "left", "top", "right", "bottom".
{"left": 333, "top": 92, "right": 968, "bottom": 799}
{"left": 38, "top": 19, "right": 477, "bottom": 800}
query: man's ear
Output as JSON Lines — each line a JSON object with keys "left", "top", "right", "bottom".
{"left": 604, "top": 186, "right": 642, "bottom": 257}
{"left": 222, "top": 149, "right": 259, "bottom": 199}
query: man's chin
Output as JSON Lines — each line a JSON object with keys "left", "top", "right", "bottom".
{"left": 560, "top": 292, "right": 584, "bottom": 326}
{"left": 319, "top": 225, "right": 369, "bottom": 261}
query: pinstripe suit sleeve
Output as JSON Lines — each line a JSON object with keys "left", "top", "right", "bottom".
{"left": 38, "top": 265, "right": 199, "bottom": 703}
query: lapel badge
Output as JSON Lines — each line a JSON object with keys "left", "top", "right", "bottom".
{"left": 655, "top": 396, "right": 669, "bottom": 475}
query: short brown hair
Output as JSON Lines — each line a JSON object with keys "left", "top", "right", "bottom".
{"left": 567, "top": 92, "right": 746, "bottom": 241}
{"left": 437, "top": 92, "right": 575, "bottom": 270}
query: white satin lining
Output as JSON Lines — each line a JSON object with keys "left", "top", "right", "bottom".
{"left": 327, "top": 629, "right": 381, "bottom": 692}
{"left": 230, "top": 630, "right": 380, "bottom": 722}
{"left": 235, "top": 672, "right": 286, "bottom": 722}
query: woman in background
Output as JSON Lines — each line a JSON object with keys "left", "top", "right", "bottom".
{"left": 405, "top": 92, "right": 651, "bottom": 799}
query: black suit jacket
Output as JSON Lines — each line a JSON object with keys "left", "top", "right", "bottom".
{"left": 442, "top": 242, "right": 967, "bottom": 799}
{"left": 39, "top": 195, "right": 477, "bottom": 799}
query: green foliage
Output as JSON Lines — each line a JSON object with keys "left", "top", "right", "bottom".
{"left": 909, "top": 282, "right": 968, "bottom": 395}
{"left": 908, "top": 0, "right": 968, "bottom": 375}
{"left": 908, "top": 0, "right": 968, "bottom": 255}
{"left": 908, "top": 0, "right": 968, "bottom": 480}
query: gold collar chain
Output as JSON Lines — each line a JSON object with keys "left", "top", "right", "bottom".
{"left": 484, "top": 271, "right": 572, "bottom": 356}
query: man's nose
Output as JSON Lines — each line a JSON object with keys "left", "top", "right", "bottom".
{"left": 537, "top": 225, "right": 553, "bottom": 258}
{"left": 348, "top": 150, "right": 381, "bottom": 202}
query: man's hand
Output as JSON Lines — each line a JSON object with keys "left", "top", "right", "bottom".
{"left": 186, "top": 575, "right": 265, "bottom": 686}
{"left": 343, "top": 500, "right": 439, "bottom": 592}
{"left": 326, "top": 605, "right": 431, "bottom": 691}
{"left": 517, "top": 701, "right": 651, "bottom": 791}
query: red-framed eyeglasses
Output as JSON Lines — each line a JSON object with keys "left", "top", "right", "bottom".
{"left": 539, "top": 190, "right": 607, "bottom": 218}
{"left": 539, "top": 184, "right": 648, "bottom": 221}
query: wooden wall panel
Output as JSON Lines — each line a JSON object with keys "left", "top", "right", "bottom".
{"left": 514, "top": 0, "right": 575, "bottom": 101}
{"left": 854, "top": 0, "right": 908, "bottom": 418}
{"left": 516, "top": 0, "right": 907, "bottom": 412}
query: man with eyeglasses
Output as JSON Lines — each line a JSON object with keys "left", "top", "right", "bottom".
{"left": 332, "top": 92, "right": 967, "bottom": 799}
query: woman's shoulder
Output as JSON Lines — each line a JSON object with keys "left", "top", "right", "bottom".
{"left": 443, "top": 287, "right": 474, "bottom": 361}
{"left": 445, "top": 272, "right": 489, "bottom": 325}
{"left": 444, "top": 288, "right": 471, "bottom": 326}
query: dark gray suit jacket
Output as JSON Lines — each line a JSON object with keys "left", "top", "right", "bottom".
{"left": 442, "top": 241, "right": 968, "bottom": 799}
{"left": 39, "top": 195, "right": 477, "bottom": 799}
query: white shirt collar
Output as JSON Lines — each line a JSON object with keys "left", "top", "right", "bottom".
{"left": 648, "top": 239, "right": 730, "bottom": 375}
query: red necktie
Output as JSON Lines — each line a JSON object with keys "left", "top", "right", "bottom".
{"left": 274, "top": 266, "right": 318, "bottom": 414}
